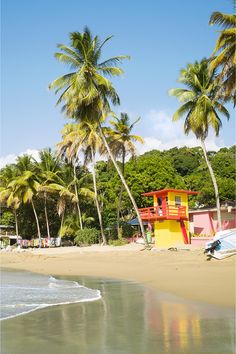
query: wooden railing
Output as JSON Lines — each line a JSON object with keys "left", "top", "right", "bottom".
{"left": 138, "top": 205, "right": 187, "bottom": 220}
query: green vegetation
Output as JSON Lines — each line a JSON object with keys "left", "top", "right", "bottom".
{"left": 74, "top": 228, "right": 100, "bottom": 246}
{"left": 1, "top": 146, "right": 235, "bottom": 241}
{"left": 1, "top": 5, "right": 235, "bottom": 245}
{"left": 169, "top": 58, "right": 230, "bottom": 230}
{"left": 209, "top": 9, "right": 236, "bottom": 105}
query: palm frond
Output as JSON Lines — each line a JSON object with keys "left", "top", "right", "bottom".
{"left": 172, "top": 102, "right": 194, "bottom": 121}
{"left": 54, "top": 53, "right": 81, "bottom": 69}
{"left": 209, "top": 12, "right": 236, "bottom": 28}
{"left": 99, "top": 67, "right": 124, "bottom": 77}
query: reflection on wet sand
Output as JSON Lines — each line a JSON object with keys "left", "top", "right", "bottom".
{"left": 144, "top": 286, "right": 234, "bottom": 354}
{"left": 1, "top": 277, "right": 234, "bottom": 354}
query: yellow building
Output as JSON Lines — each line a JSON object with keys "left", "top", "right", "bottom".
{"left": 139, "top": 189, "right": 198, "bottom": 248}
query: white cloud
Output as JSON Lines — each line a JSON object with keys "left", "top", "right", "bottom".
{"left": 135, "top": 109, "right": 226, "bottom": 154}
{"left": 19, "top": 149, "right": 40, "bottom": 162}
{"left": 0, "top": 154, "right": 18, "bottom": 169}
{"left": 0, "top": 149, "right": 40, "bottom": 169}
{"left": 0, "top": 109, "right": 229, "bottom": 169}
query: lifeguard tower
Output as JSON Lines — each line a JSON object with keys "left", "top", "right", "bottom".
{"left": 138, "top": 189, "right": 198, "bottom": 247}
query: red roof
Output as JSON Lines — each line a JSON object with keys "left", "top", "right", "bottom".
{"left": 142, "top": 189, "right": 199, "bottom": 197}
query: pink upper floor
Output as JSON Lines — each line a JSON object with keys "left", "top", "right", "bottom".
{"left": 189, "top": 208, "right": 236, "bottom": 236}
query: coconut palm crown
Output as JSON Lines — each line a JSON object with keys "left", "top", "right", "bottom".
{"left": 209, "top": 9, "right": 236, "bottom": 104}
{"left": 49, "top": 27, "right": 130, "bottom": 120}
{"left": 169, "top": 59, "right": 230, "bottom": 140}
{"left": 169, "top": 59, "right": 230, "bottom": 231}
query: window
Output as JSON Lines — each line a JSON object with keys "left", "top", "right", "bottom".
{"left": 175, "top": 196, "right": 181, "bottom": 207}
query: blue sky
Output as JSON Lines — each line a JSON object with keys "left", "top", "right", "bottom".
{"left": 1, "top": 0, "right": 235, "bottom": 166}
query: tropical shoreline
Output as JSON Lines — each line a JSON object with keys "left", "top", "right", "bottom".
{"left": 1, "top": 244, "right": 235, "bottom": 308}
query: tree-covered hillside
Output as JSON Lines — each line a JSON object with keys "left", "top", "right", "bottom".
{"left": 0, "top": 145, "right": 235, "bottom": 239}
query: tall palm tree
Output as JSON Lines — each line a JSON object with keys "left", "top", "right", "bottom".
{"left": 58, "top": 120, "right": 108, "bottom": 244}
{"left": 106, "top": 113, "right": 144, "bottom": 236}
{"left": 57, "top": 124, "right": 84, "bottom": 230}
{"left": 209, "top": 7, "right": 236, "bottom": 104}
{"left": 36, "top": 149, "right": 60, "bottom": 239}
{"left": 49, "top": 27, "right": 148, "bottom": 244}
{"left": 79, "top": 120, "right": 107, "bottom": 245}
{"left": 169, "top": 59, "right": 230, "bottom": 231}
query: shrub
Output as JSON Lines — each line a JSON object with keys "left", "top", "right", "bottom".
{"left": 74, "top": 228, "right": 100, "bottom": 246}
{"left": 108, "top": 238, "right": 128, "bottom": 246}
{"left": 105, "top": 221, "right": 135, "bottom": 240}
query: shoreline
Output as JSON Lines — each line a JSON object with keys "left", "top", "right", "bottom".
{"left": 1, "top": 244, "right": 235, "bottom": 308}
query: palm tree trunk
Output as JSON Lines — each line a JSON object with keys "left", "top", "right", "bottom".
{"left": 117, "top": 147, "right": 125, "bottom": 238}
{"left": 73, "top": 162, "right": 83, "bottom": 229}
{"left": 31, "top": 199, "right": 41, "bottom": 247}
{"left": 44, "top": 192, "right": 51, "bottom": 239}
{"left": 14, "top": 209, "right": 19, "bottom": 242}
{"left": 59, "top": 209, "right": 65, "bottom": 241}
{"left": 200, "top": 139, "right": 222, "bottom": 231}
{"left": 91, "top": 148, "right": 107, "bottom": 245}
{"left": 98, "top": 121, "right": 148, "bottom": 245}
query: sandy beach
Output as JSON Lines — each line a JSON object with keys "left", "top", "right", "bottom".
{"left": 1, "top": 244, "right": 235, "bottom": 308}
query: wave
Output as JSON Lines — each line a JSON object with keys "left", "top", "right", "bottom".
{"left": 1, "top": 271, "right": 101, "bottom": 321}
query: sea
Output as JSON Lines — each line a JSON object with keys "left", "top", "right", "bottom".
{"left": 0, "top": 269, "right": 101, "bottom": 320}
{"left": 1, "top": 269, "right": 235, "bottom": 354}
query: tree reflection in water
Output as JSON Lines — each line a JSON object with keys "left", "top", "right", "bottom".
{"left": 1, "top": 276, "right": 234, "bottom": 354}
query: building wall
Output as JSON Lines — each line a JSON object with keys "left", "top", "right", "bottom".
{"left": 191, "top": 209, "right": 236, "bottom": 236}
{"left": 154, "top": 220, "right": 189, "bottom": 247}
{"left": 153, "top": 192, "right": 190, "bottom": 247}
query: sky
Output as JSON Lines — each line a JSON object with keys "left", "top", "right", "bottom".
{"left": 1, "top": 0, "right": 235, "bottom": 167}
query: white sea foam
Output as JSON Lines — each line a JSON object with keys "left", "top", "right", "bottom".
{"left": 0, "top": 270, "right": 101, "bottom": 320}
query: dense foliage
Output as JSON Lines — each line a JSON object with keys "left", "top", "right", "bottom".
{"left": 1, "top": 146, "right": 234, "bottom": 239}
{"left": 1, "top": 5, "right": 235, "bottom": 243}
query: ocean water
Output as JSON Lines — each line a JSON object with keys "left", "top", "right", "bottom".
{"left": 0, "top": 269, "right": 101, "bottom": 320}
{"left": 1, "top": 270, "right": 235, "bottom": 354}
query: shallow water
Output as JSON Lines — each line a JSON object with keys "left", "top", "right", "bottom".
{"left": 1, "top": 270, "right": 235, "bottom": 354}
{"left": 0, "top": 269, "right": 101, "bottom": 320}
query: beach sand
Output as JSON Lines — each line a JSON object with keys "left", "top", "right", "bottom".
{"left": 1, "top": 244, "right": 235, "bottom": 308}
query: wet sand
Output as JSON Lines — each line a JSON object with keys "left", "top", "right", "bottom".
{"left": 1, "top": 274, "right": 235, "bottom": 354}
{"left": 1, "top": 244, "right": 235, "bottom": 307}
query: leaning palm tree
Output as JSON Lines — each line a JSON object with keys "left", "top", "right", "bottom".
{"left": 49, "top": 27, "right": 148, "bottom": 244}
{"left": 0, "top": 187, "right": 21, "bottom": 238}
{"left": 169, "top": 59, "right": 230, "bottom": 231}
{"left": 209, "top": 7, "right": 236, "bottom": 104}
{"left": 8, "top": 171, "right": 42, "bottom": 244}
{"left": 44, "top": 164, "right": 94, "bottom": 240}
{"left": 0, "top": 164, "right": 21, "bottom": 238}
{"left": 106, "top": 113, "right": 144, "bottom": 236}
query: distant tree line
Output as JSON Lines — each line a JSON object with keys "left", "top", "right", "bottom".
{"left": 0, "top": 145, "right": 235, "bottom": 241}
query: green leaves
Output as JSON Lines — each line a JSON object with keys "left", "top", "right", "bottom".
{"left": 169, "top": 59, "right": 230, "bottom": 140}
{"left": 209, "top": 9, "right": 236, "bottom": 104}
{"left": 49, "top": 27, "right": 130, "bottom": 119}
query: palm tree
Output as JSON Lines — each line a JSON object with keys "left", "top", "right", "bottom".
{"left": 49, "top": 27, "right": 148, "bottom": 244}
{"left": 0, "top": 165, "right": 21, "bottom": 239}
{"left": 8, "top": 171, "right": 42, "bottom": 244}
{"left": 57, "top": 124, "right": 84, "bottom": 229}
{"left": 45, "top": 164, "right": 94, "bottom": 240}
{"left": 106, "top": 113, "right": 144, "bottom": 236}
{"left": 78, "top": 120, "right": 107, "bottom": 245}
{"left": 209, "top": 7, "right": 236, "bottom": 104}
{"left": 36, "top": 149, "right": 60, "bottom": 239}
{"left": 58, "top": 120, "right": 108, "bottom": 244}
{"left": 169, "top": 59, "right": 230, "bottom": 231}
